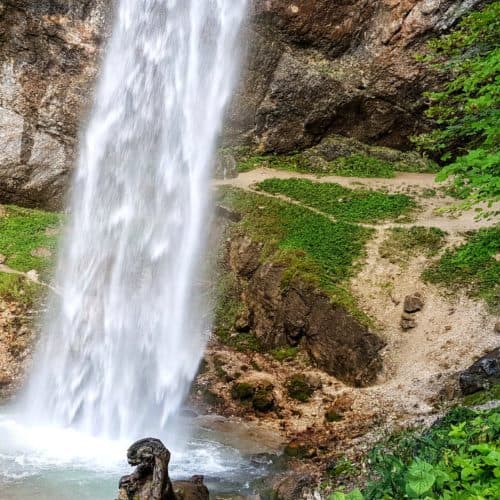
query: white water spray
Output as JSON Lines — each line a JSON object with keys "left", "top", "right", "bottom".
{"left": 21, "top": 0, "right": 247, "bottom": 440}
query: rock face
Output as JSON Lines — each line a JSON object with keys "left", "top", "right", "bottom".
{"left": 228, "top": 0, "right": 484, "bottom": 152}
{"left": 0, "top": 0, "right": 484, "bottom": 209}
{"left": 459, "top": 348, "right": 500, "bottom": 395}
{"left": 0, "top": 0, "right": 109, "bottom": 209}
{"left": 229, "top": 236, "right": 384, "bottom": 387}
{"left": 118, "top": 438, "right": 209, "bottom": 500}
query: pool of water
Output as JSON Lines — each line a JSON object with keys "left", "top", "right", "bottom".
{"left": 0, "top": 411, "right": 280, "bottom": 499}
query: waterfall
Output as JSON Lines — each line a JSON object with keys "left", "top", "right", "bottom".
{"left": 22, "top": 0, "right": 247, "bottom": 440}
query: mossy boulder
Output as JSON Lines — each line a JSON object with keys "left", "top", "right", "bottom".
{"left": 231, "top": 381, "right": 275, "bottom": 412}
{"left": 286, "top": 374, "right": 315, "bottom": 402}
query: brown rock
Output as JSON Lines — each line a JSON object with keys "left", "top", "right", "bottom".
{"left": 228, "top": 237, "right": 385, "bottom": 387}
{"left": 495, "top": 321, "right": 500, "bottom": 334}
{"left": 401, "top": 318, "right": 417, "bottom": 330}
{"left": 404, "top": 293, "right": 424, "bottom": 313}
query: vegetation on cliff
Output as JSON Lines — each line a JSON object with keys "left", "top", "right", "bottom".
{"left": 415, "top": 1, "right": 500, "bottom": 211}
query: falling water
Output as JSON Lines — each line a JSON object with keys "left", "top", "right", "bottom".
{"left": 21, "top": 0, "right": 248, "bottom": 440}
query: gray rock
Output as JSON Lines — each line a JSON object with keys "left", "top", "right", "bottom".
{"left": 459, "top": 348, "right": 500, "bottom": 395}
{"left": 404, "top": 294, "right": 424, "bottom": 313}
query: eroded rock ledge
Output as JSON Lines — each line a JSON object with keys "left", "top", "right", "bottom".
{"left": 228, "top": 235, "right": 384, "bottom": 387}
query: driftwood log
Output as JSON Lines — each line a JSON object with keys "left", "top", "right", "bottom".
{"left": 118, "top": 438, "right": 209, "bottom": 500}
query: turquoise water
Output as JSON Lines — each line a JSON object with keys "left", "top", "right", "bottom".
{"left": 0, "top": 412, "right": 275, "bottom": 499}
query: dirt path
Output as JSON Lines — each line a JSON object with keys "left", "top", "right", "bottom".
{"left": 216, "top": 167, "right": 497, "bottom": 234}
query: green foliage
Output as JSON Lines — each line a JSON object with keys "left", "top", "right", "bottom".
{"left": 380, "top": 226, "right": 447, "bottom": 264}
{"left": 329, "top": 154, "right": 395, "bottom": 178}
{"left": 333, "top": 407, "right": 500, "bottom": 499}
{"left": 414, "top": 2, "right": 500, "bottom": 210}
{"left": 286, "top": 374, "right": 314, "bottom": 402}
{"left": 218, "top": 186, "right": 373, "bottom": 285}
{"left": 217, "top": 186, "right": 376, "bottom": 326}
{"left": 0, "top": 273, "right": 42, "bottom": 305}
{"left": 270, "top": 346, "right": 299, "bottom": 361}
{"left": 423, "top": 226, "right": 500, "bottom": 309}
{"left": 463, "top": 384, "right": 500, "bottom": 406}
{"left": 0, "top": 205, "right": 61, "bottom": 276}
{"left": 233, "top": 147, "right": 432, "bottom": 178}
{"left": 256, "top": 178, "right": 416, "bottom": 223}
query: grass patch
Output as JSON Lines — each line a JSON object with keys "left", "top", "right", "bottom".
{"left": 380, "top": 226, "right": 447, "bottom": 264}
{"left": 326, "top": 154, "right": 395, "bottom": 178}
{"left": 217, "top": 186, "right": 374, "bottom": 326}
{"left": 218, "top": 187, "right": 373, "bottom": 284}
{"left": 423, "top": 226, "right": 500, "bottom": 309}
{"left": 0, "top": 205, "right": 61, "bottom": 276}
{"left": 270, "top": 346, "right": 299, "bottom": 361}
{"left": 0, "top": 273, "right": 43, "bottom": 305}
{"left": 256, "top": 178, "right": 416, "bottom": 223}
{"left": 330, "top": 406, "right": 500, "bottom": 499}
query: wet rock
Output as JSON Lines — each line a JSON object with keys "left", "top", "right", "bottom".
{"left": 269, "top": 472, "right": 315, "bottom": 500}
{"left": 118, "top": 438, "right": 209, "bottom": 500}
{"left": 459, "top": 348, "right": 500, "bottom": 395}
{"left": 0, "top": 370, "right": 13, "bottom": 387}
{"left": 283, "top": 440, "right": 316, "bottom": 460}
{"left": 404, "top": 293, "right": 424, "bottom": 313}
{"left": 214, "top": 151, "right": 238, "bottom": 179}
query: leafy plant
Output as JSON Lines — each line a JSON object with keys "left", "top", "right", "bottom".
{"left": 331, "top": 407, "right": 500, "bottom": 499}
{"left": 414, "top": 2, "right": 500, "bottom": 211}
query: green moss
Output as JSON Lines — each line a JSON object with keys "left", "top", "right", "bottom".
{"left": 380, "top": 226, "right": 447, "bottom": 264}
{"left": 256, "top": 178, "right": 416, "bottom": 223}
{"left": 217, "top": 186, "right": 374, "bottom": 327}
{"left": 286, "top": 374, "right": 314, "bottom": 402}
{"left": 0, "top": 205, "right": 61, "bottom": 277}
{"left": 231, "top": 382, "right": 255, "bottom": 401}
{"left": 233, "top": 146, "right": 433, "bottom": 178}
{"left": 423, "top": 226, "right": 500, "bottom": 309}
{"left": 270, "top": 346, "right": 299, "bottom": 361}
{"left": 325, "top": 409, "right": 343, "bottom": 423}
{"left": 463, "top": 384, "right": 500, "bottom": 406}
{"left": 252, "top": 385, "right": 275, "bottom": 412}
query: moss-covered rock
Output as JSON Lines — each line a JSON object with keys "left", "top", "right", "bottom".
{"left": 286, "top": 374, "right": 315, "bottom": 402}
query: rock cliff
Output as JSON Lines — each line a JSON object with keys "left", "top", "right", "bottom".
{"left": 0, "top": 0, "right": 483, "bottom": 208}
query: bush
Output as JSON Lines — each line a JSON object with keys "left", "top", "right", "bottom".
{"left": 329, "top": 407, "right": 500, "bottom": 499}
{"left": 414, "top": 2, "right": 500, "bottom": 211}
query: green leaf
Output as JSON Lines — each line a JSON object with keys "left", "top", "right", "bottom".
{"left": 407, "top": 460, "right": 437, "bottom": 495}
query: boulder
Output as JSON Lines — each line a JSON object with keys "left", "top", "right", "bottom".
{"left": 404, "top": 294, "right": 424, "bottom": 313}
{"left": 459, "top": 348, "right": 500, "bottom": 395}
{"left": 228, "top": 237, "right": 384, "bottom": 387}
